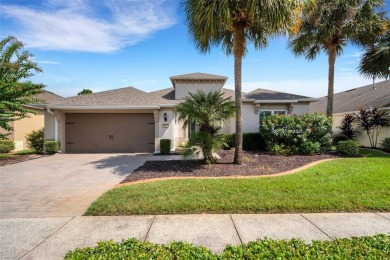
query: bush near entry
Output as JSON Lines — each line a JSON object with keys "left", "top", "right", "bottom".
{"left": 261, "top": 113, "right": 332, "bottom": 155}
{"left": 0, "top": 140, "right": 15, "bottom": 153}
{"left": 160, "top": 139, "right": 171, "bottom": 155}
{"left": 26, "top": 128, "right": 44, "bottom": 153}
{"left": 44, "top": 141, "right": 59, "bottom": 154}
{"left": 64, "top": 234, "right": 390, "bottom": 259}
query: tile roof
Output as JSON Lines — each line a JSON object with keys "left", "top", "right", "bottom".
{"left": 244, "top": 88, "right": 311, "bottom": 100}
{"left": 149, "top": 88, "right": 240, "bottom": 103}
{"left": 170, "top": 72, "right": 228, "bottom": 80}
{"left": 309, "top": 80, "right": 390, "bottom": 113}
{"left": 149, "top": 88, "right": 180, "bottom": 104}
{"left": 34, "top": 90, "right": 63, "bottom": 103}
{"left": 48, "top": 86, "right": 173, "bottom": 107}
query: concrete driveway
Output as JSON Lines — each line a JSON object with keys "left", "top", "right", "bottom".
{"left": 0, "top": 154, "right": 178, "bottom": 218}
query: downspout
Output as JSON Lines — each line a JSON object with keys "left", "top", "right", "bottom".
{"left": 47, "top": 108, "right": 58, "bottom": 142}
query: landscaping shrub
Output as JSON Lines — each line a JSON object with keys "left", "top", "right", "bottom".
{"left": 261, "top": 113, "right": 332, "bottom": 155}
{"left": 355, "top": 107, "right": 390, "bottom": 148}
{"left": 221, "top": 235, "right": 390, "bottom": 259}
{"left": 332, "top": 133, "right": 348, "bottom": 145}
{"left": 0, "top": 140, "right": 15, "bottom": 153}
{"left": 222, "top": 134, "right": 234, "bottom": 149}
{"left": 380, "top": 138, "right": 390, "bottom": 152}
{"left": 64, "top": 235, "right": 390, "bottom": 259}
{"left": 44, "top": 141, "right": 59, "bottom": 154}
{"left": 242, "top": 132, "right": 266, "bottom": 151}
{"left": 65, "top": 238, "right": 217, "bottom": 260}
{"left": 26, "top": 128, "right": 44, "bottom": 153}
{"left": 337, "top": 113, "right": 357, "bottom": 139}
{"left": 337, "top": 140, "right": 360, "bottom": 156}
{"left": 160, "top": 139, "right": 171, "bottom": 155}
{"left": 222, "top": 133, "right": 266, "bottom": 151}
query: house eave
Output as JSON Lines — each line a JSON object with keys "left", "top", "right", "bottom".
{"left": 242, "top": 99, "right": 256, "bottom": 102}
{"left": 159, "top": 104, "right": 176, "bottom": 108}
{"left": 46, "top": 105, "right": 160, "bottom": 110}
{"left": 298, "top": 98, "right": 319, "bottom": 102}
{"left": 254, "top": 100, "right": 299, "bottom": 104}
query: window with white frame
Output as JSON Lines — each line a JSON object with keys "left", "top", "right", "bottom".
{"left": 259, "top": 110, "right": 287, "bottom": 129}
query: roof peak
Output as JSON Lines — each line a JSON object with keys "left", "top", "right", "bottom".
{"left": 170, "top": 72, "right": 228, "bottom": 80}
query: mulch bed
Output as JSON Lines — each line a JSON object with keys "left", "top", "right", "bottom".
{"left": 0, "top": 154, "right": 46, "bottom": 167}
{"left": 120, "top": 150, "right": 341, "bottom": 184}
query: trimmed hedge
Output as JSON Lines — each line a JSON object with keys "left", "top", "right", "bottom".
{"left": 381, "top": 138, "right": 390, "bottom": 152}
{"left": 65, "top": 235, "right": 390, "bottom": 259}
{"left": 337, "top": 140, "right": 360, "bottom": 156}
{"left": 223, "top": 133, "right": 266, "bottom": 151}
{"left": 160, "top": 139, "right": 171, "bottom": 155}
{"left": 44, "top": 141, "right": 59, "bottom": 154}
{"left": 0, "top": 140, "right": 15, "bottom": 153}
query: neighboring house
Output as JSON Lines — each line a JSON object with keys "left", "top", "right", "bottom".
{"left": 0, "top": 90, "right": 63, "bottom": 151}
{"left": 310, "top": 80, "right": 390, "bottom": 147}
{"left": 44, "top": 73, "right": 317, "bottom": 153}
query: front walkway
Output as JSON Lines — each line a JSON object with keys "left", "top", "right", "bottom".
{"left": 0, "top": 153, "right": 179, "bottom": 218}
{"left": 1, "top": 213, "right": 389, "bottom": 259}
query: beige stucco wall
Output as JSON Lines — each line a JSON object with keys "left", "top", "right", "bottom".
{"left": 332, "top": 109, "right": 390, "bottom": 147}
{"left": 154, "top": 108, "right": 176, "bottom": 152}
{"left": 44, "top": 111, "right": 56, "bottom": 141}
{"left": 292, "top": 102, "right": 310, "bottom": 115}
{"left": 11, "top": 109, "right": 44, "bottom": 151}
{"left": 174, "top": 83, "right": 224, "bottom": 99}
{"left": 243, "top": 103, "right": 260, "bottom": 133}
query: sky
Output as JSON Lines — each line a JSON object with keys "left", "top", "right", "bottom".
{"left": 0, "top": 0, "right": 388, "bottom": 98}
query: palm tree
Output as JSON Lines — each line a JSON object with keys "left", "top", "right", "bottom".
{"left": 175, "top": 90, "right": 236, "bottom": 164}
{"left": 289, "top": 0, "right": 385, "bottom": 118}
{"left": 183, "top": 0, "right": 299, "bottom": 164}
{"left": 359, "top": 29, "right": 390, "bottom": 81}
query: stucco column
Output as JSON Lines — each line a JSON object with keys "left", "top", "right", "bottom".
{"left": 288, "top": 103, "right": 295, "bottom": 114}
{"left": 153, "top": 109, "right": 159, "bottom": 153}
{"left": 255, "top": 103, "right": 261, "bottom": 114}
{"left": 53, "top": 110, "right": 65, "bottom": 153}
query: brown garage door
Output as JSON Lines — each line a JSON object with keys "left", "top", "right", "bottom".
{"left": 65, "top": 113, "right": 155, "bottom": 153}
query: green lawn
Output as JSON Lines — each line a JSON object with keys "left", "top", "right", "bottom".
{"left": 85, "top": 149, "right": 390, "bottom": 215}
{"left": 0, "top": 149, "right": 36, "bottom": 158}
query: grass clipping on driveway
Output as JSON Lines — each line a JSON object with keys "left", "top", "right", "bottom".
{"left": 85, "top": 149, "right": 390, "bottom": 215}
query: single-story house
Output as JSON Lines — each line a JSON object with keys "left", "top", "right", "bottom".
{"left": 310, "top": 80, "right": 390, "bottom": 147}
{"left": 0, "top": 90, "right": 63, "bottom": 151}
{"left": 44, "top": 73, "right": 317, "bottom": 153}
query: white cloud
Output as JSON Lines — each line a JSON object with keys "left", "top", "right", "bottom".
{"left": 0, "top": 0, "right": 176, "bottom": 52}
{"left": 225, "top": 74, "right": 372, "bottom": 98}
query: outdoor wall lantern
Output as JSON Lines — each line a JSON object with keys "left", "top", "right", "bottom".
{"left": 163, "top": 112, "right": 168, "bottom": 122}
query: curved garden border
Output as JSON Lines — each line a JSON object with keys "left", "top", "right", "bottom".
{"left": 115, "top": 158, "right": 341, "bottom": 188}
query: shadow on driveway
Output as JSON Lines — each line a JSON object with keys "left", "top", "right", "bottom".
{"left": 87, "top": 154, "right": 153, "bottom": 176}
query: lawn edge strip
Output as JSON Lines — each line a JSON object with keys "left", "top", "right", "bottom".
{"left": 115, "top": 158, "right": 342, "bottom": 188}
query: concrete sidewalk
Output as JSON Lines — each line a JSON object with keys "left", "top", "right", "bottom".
{"left": 1, "top": 213, "right": 389, "bottom": 260}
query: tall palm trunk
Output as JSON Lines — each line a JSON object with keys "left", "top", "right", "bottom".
{"left": 327, "top": 45, "right": 337, "bottom": 119}
{"left": 233, "top": 25, "right": 245, "bottom": 165}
